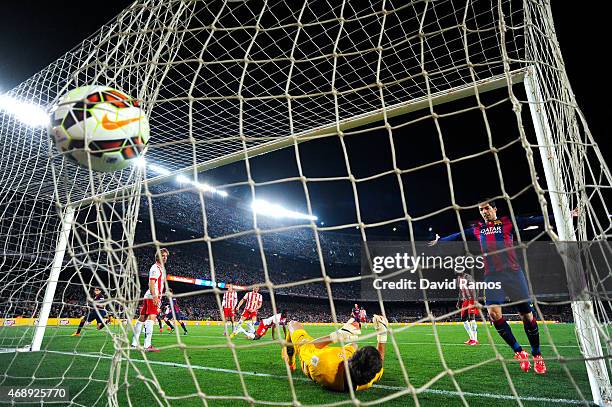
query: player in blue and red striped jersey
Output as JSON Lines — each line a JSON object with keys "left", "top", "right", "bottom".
{"left": 351, "top": 304, "right": 361, "bottom": 328}
{"left": 71, "top": 287, "right": 107, "bottom": 336}
{"left": 166, "top": 288, "right": 188, "bottom": 335}
{"left": 430, "top": 200, "right": 549, "bottom": 374}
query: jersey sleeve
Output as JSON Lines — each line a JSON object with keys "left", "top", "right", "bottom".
{"left": 439, "top": 227, "right": 476, "bottom": 242}
{"left": 148, "top": 264, "right": 159, "bottom": 280}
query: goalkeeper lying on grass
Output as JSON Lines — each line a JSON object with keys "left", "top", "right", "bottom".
{"left": 281, "top": 315, "right": 388, "bottom": 391}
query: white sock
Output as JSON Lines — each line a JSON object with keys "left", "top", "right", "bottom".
{"left": 143, "top": 320, "right": 154, "bottom": 348}
{"left": 471, "top": 320, "right": 478, "bottom": 341}
{"left": 246, "top": 322, "right": 255, "bottom": 334}
{"left": 463, "top": 320, "right": 473, "bottom": 340}
{"left": 236, "top": 326, "right": 247, "bottom": 336}
{"left": 232, "top": 322, "right": 242, "bottom": 334}
{"left": 132, "top": 321, "right": 143, "bottom": 346}
{"left": 225, "top": 321, "right": 232, "bottom": 335}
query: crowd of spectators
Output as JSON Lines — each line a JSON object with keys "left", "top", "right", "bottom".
{"left": 140, "top": 184, "right": 365, "bottom": 266}
{"left": 0, "top": 277, "right": 577, "bottom": 324}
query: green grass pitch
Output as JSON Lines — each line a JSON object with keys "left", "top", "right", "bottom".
{"left": 0, "top": 323, "right": 593, "bottom": 406}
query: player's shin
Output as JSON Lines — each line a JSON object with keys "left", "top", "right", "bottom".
{"left": 493, "top": 317, "right": 522, "bottom": 352}
{"left": 180, "top": 321, "right": 187, "bottom": 333}
{"left": 523, "top": 318, "right": 541, "bottom": 356}
{"left": 462, "top": 320, "right": 472, "bottom": 341}
{"left": 75, "top": 318, "right": 86, "bottom": 334}
{"left": 143, "top": 320, "right": 154, "bottom": 348}
{"left": 132, "top": 320, "right": 144, "bottom": 346}
{"left": 470, "top": 320, "right": 478, "bottom": 341}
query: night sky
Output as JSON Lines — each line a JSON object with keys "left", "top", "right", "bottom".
{"left": 0, "top": 1, "right": 609, "bottom": 237}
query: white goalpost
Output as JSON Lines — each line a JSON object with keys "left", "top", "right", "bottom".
{"left": 1, "top": 0, "right": 612, "bottom": 406}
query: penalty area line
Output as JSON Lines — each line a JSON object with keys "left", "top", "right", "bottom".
{"left": 45, "top": 350, "right": 590, "bottom": 405}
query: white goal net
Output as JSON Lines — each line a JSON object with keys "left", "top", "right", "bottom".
{"left": 1, "top": 0, "right": 611, "bottom": 406}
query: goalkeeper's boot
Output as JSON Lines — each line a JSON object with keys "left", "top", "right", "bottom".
{"left": 71, "top": 332, "right": 81, "bottom": 337}
{"left": 533, "top": 355, "right": 547, "bottom": 374}
{"left": 229, "top": 331, "right": 237, "bottom": 339}
{"left": 145, "top": 345, "right": 160, "bottom": 353}
{"left": 514, "top": 350, "right": 531, "bottom": 372}
{"left": 464, "top": 339, "right": 472, "bottom": 345}
{"left": 159, "top": 328, "right": 163, "bottom": 333}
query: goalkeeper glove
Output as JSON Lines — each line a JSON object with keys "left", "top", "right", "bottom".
{"left": 329, "top": 319, "right": 361, "bottom": 343}
{"left": 373, "top": 314, "right": 389, "bottom": 343}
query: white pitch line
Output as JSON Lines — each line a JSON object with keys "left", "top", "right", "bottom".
{"left": 45, "top": 350, "right": 591, "bottom": 405}
{"left": 30, "top": 333, "right": 582, "bottom": 348}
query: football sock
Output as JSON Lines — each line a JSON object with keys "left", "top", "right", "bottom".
{"left": 75, "top": 318, "right": 86, "bottom": 334}
{"left": 132, "top": 321, "right": 143, "bottom": 346}
{"left": 493, "top": 317, "right": 522, "bottom": 352}
{"left": 463, "top": 320, "right": 473, "bottom": 340}
{"left": 165, "top": 320, "right": 174, "bottom": 330}
{"left": 143, "top": 320, "right": 154, "bottom": 348}
{"left": 180, "top": 322, "right": 187, "bottom": 333}
{"left": 470, "top": 320, "right": 478, "bottom": 342}
{"left": 157, "top": 317, "right": 163, "bottom": 330}
{"left": 246, "top": 322, "right": 255, "bottom": 334}
{"left": 523, "top": 318, "right": 541, "bottom": 356}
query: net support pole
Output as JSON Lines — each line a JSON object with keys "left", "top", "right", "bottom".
{"left": 524, "top": 66, "right": 612, "bottom": 405}
{"left": 30, "top": 205, "right": 75, "bottom": 352}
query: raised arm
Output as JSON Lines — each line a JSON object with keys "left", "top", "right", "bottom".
{"left": 429, "top": 227, "right": 475, "bottom": 246}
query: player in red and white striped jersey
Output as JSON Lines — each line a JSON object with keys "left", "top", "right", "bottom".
{"left": 131, "top": 248, "right": 169, "bottom": 352}
{"left": 245, "top": 310, "right": 287, "bottom": 340}
{"left": 359, "top": 308, "right": 368, "bottom": 329}
{"left": 222, "top": 284, "right": 238, "bottom": 336}
{"left": 230, "top": 286, "right": 262, "bottom": 339}
{"left": 457, "top": 272, "right": 479, "bottom": 345}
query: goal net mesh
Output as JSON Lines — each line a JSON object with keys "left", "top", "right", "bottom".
{"left": 0, "top": 0, "right": 611, "bottom": 405}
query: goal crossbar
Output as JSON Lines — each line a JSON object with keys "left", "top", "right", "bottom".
{"left": 69, "top": 69, "right": 526, "bottom": 207}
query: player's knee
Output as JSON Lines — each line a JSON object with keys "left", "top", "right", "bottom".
{"left": 488, "top": 309, "right": 502, "bottom": 321}
{"left": 348, "top": 346, "right": 382, "bottom": 389}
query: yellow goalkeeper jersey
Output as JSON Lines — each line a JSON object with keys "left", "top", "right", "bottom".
{"left": 292, "top": 329, "right": 384, "bottom": 392}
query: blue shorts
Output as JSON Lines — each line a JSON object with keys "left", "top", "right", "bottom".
{"left": 484, "top": 271, "right": 533, "bottom": 314}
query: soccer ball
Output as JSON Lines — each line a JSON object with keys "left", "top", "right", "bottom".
{"left": 48, "top": 85, "right": 149, "bottom": 172}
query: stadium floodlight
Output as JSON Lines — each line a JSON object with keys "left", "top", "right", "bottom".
{"left": 176, "top": 174, "right": 227, "bottom": 197}
{"left": 147, "top": 163, "right": 172, "bottom": 175}
{"left": 0, "top": 94, "right": 49, "bottom": 127}
{"left": 251, "top": 199, "right": 317, "bottom": 221}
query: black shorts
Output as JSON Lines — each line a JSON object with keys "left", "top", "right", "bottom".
{"left": 85, "top": 309, "right": 106, "bottom": 323}
{"left": 168, "top": 312, "right": 186, "bottom": 320}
